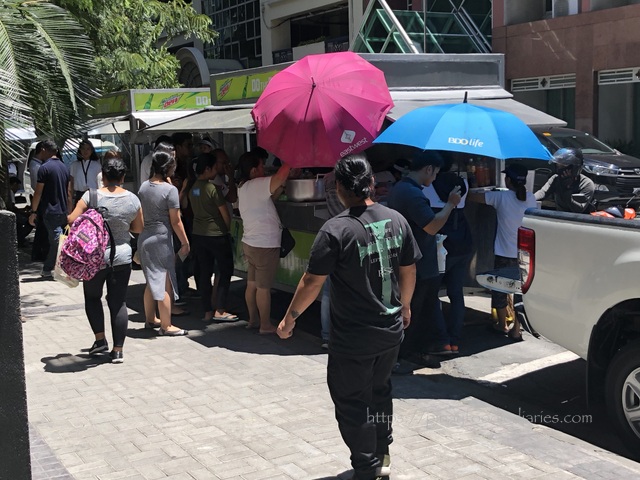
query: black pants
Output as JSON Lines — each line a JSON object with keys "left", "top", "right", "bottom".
{"left": 191, "top": 234, "right": 234, "bottom": 314}
{"left": 83, "top": 265, "right": 132, "bottom": 348}
{"left": 399, "top": 275, "right": 447, "bottom": 357}
{"left": 327, "top": 345, "right": 399, "bottom": 480}
{"left": 31, "top": 215, "right": 49, "bottom": 262}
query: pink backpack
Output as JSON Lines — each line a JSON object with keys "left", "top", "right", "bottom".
{"left": 60, "top": 190, "right": 115, "bottom": 281}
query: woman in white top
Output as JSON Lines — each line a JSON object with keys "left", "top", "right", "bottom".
{"left": 237, "top": 151, "right": 290, "bottom": 334}
{"left": 70, "top": 140, "right": 102, "bottom": 205}
{"left": 468, "top": 163, "right": 537, "bottom": 341}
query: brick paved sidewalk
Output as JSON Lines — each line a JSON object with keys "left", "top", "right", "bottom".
{"left": 19, "top": 254, "right": 640, "bottom": 480}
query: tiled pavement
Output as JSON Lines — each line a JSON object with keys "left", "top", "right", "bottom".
{"left": 18, "top": 254, "right": 640, "bottom": 480}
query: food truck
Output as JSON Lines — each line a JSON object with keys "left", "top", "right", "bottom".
{"left": 139, "top": 53, "right": 565, "bottom": 292}
{"left": 85, "top": 88, "right": 212, "bottom": 189}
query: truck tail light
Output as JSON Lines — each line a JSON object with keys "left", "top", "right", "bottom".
{"left": 518, "top": 227, "right": 535, "bottom": 294}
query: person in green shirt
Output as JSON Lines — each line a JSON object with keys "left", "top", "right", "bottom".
{"left": 189, "top": 153, "right": 238, "bottom": 322}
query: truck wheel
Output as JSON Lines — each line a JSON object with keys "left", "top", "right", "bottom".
{"left": 606, "top": 341, "right": 640, "bottom": 448}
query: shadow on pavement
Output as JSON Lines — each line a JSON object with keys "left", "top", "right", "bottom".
{"left": 123, "top": 280, "right": 327, "bottom": 356}
{"left": 41, "top": 353, "right": 110, "bottom": 373}
{"left": 392, "top": 363, "right": 640, "bottom": 463}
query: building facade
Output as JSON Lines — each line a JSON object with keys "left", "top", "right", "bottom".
{"left": 493, "top": 1, "right": 640, "bottom": 153}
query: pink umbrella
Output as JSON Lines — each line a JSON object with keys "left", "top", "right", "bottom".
{"left": 251, "top": 52, "right": 394, "bottom": 167}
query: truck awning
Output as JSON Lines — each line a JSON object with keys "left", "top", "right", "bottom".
{"left": 141, "top": 107, "right": 255, "bottom": 135}
{"left": 388, "top": 89, "right": 567, "bottom": 128}
{"left": 84, "top": 110, "right": 200, "bottom": 136}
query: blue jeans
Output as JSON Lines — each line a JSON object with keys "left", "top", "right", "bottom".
{"left": 42, "top": 213, "right": 67, "bottom": 272}
{"left": 440, "top": 254, "right": 471, "bottom": 346}
{"left": 320, "top": 277, "right": 331, "bottom": 342}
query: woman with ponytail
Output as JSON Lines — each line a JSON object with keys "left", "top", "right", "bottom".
{"left": 468, "top": 163, "right": 536, "bottom": 341}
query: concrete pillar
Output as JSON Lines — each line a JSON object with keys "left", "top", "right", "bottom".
{"left": 575, "top": 24, "right": 596, "bottom": 133}
{"left": 0, "top": 211, "right": 31, "bottom": 479}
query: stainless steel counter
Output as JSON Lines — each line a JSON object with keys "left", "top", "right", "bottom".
{"left": 274, "top": 200, "right": 328, "bottom": 233}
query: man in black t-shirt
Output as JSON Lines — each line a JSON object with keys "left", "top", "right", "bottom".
{"left": 278, "top": 154, "right": 421, "bottom": 480}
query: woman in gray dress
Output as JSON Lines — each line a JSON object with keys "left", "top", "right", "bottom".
{"left": 138, "top": 148, "right": 190, "bottom": 336}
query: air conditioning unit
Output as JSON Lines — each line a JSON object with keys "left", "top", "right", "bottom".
{"left": 552, "top": 0, "right": 579, "bottom": 17}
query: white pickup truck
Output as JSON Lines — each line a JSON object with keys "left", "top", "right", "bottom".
{"left": 493, "top": 208, "right": 640, "bottom": 448}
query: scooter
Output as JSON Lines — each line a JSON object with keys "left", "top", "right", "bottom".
{"left": 589, "top": 190, "right": 640, "bottom": 219}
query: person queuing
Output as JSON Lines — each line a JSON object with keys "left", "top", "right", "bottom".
{"left": 138, "top": 147, "right": 190, "bottom": 336}
{"left": 535, "top": 147, "right": 595, "bottom": 213}
{"left": 69, "top": 139, "right": 102, "bottom": 205}
{"left": 29, "top": 141, "right": 51, "bottom": 262}
{"left": 237, "top": 151, "right": 290, "bottom": 334}
{"left": 67, "top": 157, "right": 143, "bottom": 363}
{"left": 139, "top": 135, "right": 172, "bottom": 185}
{"left": 277, "top": 153, "right": 421, "bottom": 480}
{"left": 171, "top": 132, "right": 196, "bottom": 306}
{"left": 319, "top": 168, "right": 346, "bottom": 349}
{"left": 387, "top": 151, "right": 461, "bottom": 365}
{"left": 468, "top": 163, "right": 537, "bottom": 341}
{"left": 7, "top": 177, "right": 33, "bottom": 247}
{"left": 188, "top": 153, "right": 237, "bottom": 322}
{"left": 28, "top": 140, "right": 70, "bottom": 278}
{"left": 209, "top": 148, "right": 238, "bottom": 314}
{"left": 422, "top": 154, "right": 473, "bottom": 354}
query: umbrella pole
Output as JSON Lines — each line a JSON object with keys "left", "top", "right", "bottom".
{"left": 497, "top": 159, "right": 506, "bottom": 188}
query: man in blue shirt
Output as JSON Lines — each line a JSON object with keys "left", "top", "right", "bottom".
{"left": 29, "top": 140, "right": 70, "bottom": 278}
{"left": 387, "top": 151, "right": 461, "bottom": 365}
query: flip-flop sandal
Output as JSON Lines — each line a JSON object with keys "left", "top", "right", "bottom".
{"left": 487, "top": 323, "right": 508, "bottom": 335}
{"left": 213, "top": 312, "right": 239, "bottom": 322}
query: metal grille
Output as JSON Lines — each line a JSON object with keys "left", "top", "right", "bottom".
{"left": 511, "top": 74, "right": 575, "bottom": 92}
{"left": 598, "top": 68, "right": 640, "bottom": 85}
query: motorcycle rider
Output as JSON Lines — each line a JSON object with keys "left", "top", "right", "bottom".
{"left": 534, "top": 147, "right": 595, "bottom": 213}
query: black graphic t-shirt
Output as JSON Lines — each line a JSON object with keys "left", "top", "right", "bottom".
{"left": 307, "top": 203, "right": 422, "bottom": 356}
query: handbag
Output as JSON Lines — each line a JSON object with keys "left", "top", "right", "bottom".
{"left": 53, "top": 227, "right": 79, "bottom": 288}
{"left": 280, "top": 226, "right": 296, "bottom": 258}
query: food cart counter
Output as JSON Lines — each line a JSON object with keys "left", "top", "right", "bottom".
{"left": 230, "top": 200, "right": 329, "bottom": 292}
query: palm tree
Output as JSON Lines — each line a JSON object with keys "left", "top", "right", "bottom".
{"left": 0, "top": 0, "right": 97, "bottom": 201}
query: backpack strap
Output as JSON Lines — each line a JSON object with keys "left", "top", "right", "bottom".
{"left": 89, "top": 188, "right": 98, "bottom": 209}
{"left": 89, "top": 188, "right": 116, "bottom": 268}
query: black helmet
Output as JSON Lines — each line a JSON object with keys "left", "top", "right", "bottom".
{"left": 551, "top": 148, "right": 583, "bottom": 168}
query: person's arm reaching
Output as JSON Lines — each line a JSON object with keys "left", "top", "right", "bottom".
{"left": 423, "top": 186, "right": 461, "bottom": 235}
{"left": 534, "top": 176, "right": 555, "bottom": 201}
{"left": 277, "top": 272, "right": 327, "bottom": 339}
{"left": 269, "top": 163, "right": 291, "bottom": 195}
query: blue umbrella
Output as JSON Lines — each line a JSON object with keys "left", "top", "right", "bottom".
{"left": 373, "top": 99, "right": 552, "bottom": 160}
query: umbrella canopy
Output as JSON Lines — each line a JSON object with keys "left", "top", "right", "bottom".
{"left": 373, "top": 100, "right": 552, "bottom": 161}
{"left": 252, "top": 52, "right": 393, "bottom": 167}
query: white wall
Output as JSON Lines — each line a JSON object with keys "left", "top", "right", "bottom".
{"left": 598, "top": 83, "right": 633, "bottom": 143}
